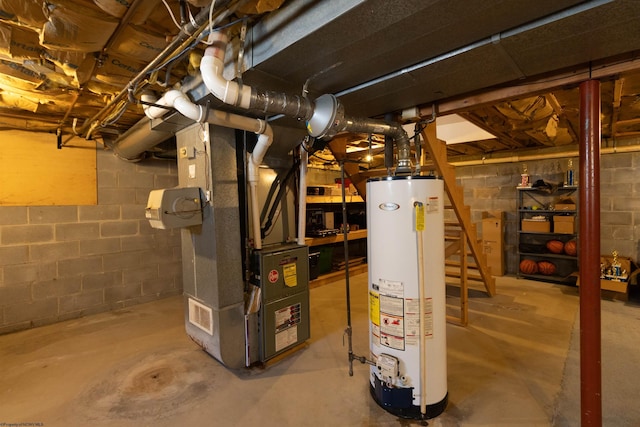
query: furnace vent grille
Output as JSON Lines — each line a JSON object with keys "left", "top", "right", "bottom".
{"left": 188, "top": 298, "right": 213, "bottom": 335}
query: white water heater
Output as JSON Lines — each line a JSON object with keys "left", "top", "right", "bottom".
{"left": 367, "top": 176, "right": 448, "bottom": 419}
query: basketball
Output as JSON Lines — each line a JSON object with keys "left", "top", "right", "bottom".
{"left": 546, "top": 240, "right": 564, "bottom": 254}
{"left": 537, "top": 260, "right": 557, "bottom": 275}
{"left": 564, "top": 240, "right": 577, "bottom": 256}
{"left": 520, "top": 259, "right": 538, "bottom": 274}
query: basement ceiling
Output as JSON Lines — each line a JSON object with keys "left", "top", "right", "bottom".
{"left": 0, "top": 0, "right": 639, "bottom": 160}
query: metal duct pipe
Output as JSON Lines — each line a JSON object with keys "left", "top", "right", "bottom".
{"left": 200, "top": 32, "right": 412, "bottom": 173}
{"left": 342, "top": 115, "right": 411, "bottom": 173}
{"left": 305, "top": 94, "right": 412, "bottom": 173}
{"left": 112, "top": 118, "right": 174, "bottom": 161}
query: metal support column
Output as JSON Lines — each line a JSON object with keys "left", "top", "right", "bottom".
{"left": 579, "top": 79, "right": 602, "bottom": 427}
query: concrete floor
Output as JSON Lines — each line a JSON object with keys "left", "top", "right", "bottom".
{"left": 0, "top": 273, "right": 638, "bottom": 426}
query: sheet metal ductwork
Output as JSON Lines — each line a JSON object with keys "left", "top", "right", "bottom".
{"left": 111, "top": 117, "right": 175, "bottom": 161}
{"left": 141, "top": 89, "right": 273, "bottom": 250}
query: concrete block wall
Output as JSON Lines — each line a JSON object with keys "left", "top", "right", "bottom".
{"left": 0, "top": 150, "right": 182, "bottom": 334}
{"left": 455, "top": 150, "right": 640, "bottom": 275}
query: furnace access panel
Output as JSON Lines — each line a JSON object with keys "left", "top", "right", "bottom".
{"left": 253, "top": 244, "right": 310, "bottom": 361}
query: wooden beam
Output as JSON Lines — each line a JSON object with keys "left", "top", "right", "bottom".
{"left": 419, "top": 57, "right": 640, "bottom": 117}
{"left": 327, "top": 135, "right": 368, "bottom": 199}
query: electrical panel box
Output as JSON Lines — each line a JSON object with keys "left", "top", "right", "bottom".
{"left": 253, "top": 244, "right": 310, "bottom": 361}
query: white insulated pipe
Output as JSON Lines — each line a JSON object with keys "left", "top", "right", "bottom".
{"left": 297, "top": 147, "right": 308, "bottom": 246}
{"left": 143, "top": 89, "right": 272, "bottom": 249}
{"left": 247, "top": 127, "right": 273, "bottom": 250}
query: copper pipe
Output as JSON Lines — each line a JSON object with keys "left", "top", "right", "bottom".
{"left": 579, "top": 79, "right": 602, "bottom": 427}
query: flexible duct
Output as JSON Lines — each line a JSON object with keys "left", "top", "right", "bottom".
{"left": 201, "top": 31, "right": 413, "bottom": 173}
{"left": 142, "top": 89, "right": 272, "bottom": 249}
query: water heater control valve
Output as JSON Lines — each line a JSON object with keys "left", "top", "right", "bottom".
{"left": 376, "top": 353, "right": 401, "bottom": 384}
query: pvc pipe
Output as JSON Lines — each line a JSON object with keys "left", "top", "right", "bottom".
{"left": 201, "top": 32, "right": 252, "bottom": 109}
{"left": 579, "top": 79, "right": 602, "bottom": 427}
{"left": 249, "top": 180, "right": 262, "bottom": 249}
{"left": 246, "top": 129, "right": 273, "bottom": 250}
{"left": 141, "top": 92, "right": 171, "bottom": 119}
{"left": 297, "top": 148, "right": 308, "bottom": 245}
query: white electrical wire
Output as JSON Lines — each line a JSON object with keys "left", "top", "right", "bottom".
{"left": 202, "top": 0, "right": 218, "bottom": 45}
{"left": 162, "top": 0, "right": 182, "bottom": 30}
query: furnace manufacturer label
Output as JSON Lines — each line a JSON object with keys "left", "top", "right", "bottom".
{"left": 282, "top": 262, "right": 297, "bottom": 287}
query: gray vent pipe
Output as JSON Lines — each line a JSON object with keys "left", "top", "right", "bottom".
{"left": 201, "top": 32, "right": 412, "bottom": 173}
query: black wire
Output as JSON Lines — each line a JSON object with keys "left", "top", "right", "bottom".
{"left": 300, "top": 138, "right": 337, "bottom": 165}
{"left": 261, "top": 158, "right": 300, "bottom": 238}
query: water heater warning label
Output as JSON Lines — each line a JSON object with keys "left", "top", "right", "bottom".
{"left": 369, "top": 291, "right": 380, "bottom": 325}
{"left": 405, "top": 297, "right": 434, "bottom": 346}
{"left": 427, "top": 196, "right": 439, "bottom": 212}
{"left": 379, "top": 293, "right": 405, "bottom": 351}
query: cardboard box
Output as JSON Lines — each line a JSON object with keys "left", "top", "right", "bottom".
{"left": 482, "top": 211, "right": 504, "bottom": 276}
{"left": 555, "top": 203, "right": 576, "bottom": 211}
{"left": 577, "top": 255, "right": 632, "bottom": 294}
{"left": 553, "top": 215, "right": 575, "bottom": 234}
{"left": 600, "top": 255, "right": 631, "bottom": 293}
{"left": 555, "top": 196, "right": 576, "bottom": 211}
{"left": 521, "top": 219, "right": 550, "bottom": 233}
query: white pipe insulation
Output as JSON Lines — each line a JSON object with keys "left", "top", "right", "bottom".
{"left": 142, "top": 89, "right": 272, "bottom": 249}
{"left": 297, "top": 147, "right": 308, "bottom": 246}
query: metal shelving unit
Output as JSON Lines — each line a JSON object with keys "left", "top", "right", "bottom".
{"left": 516, "top": 186, "right": 579, "bottom": 284}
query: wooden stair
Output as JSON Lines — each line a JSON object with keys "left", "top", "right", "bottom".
{"left": 444, "top": 219, "right": 469, "bottom": 326}
{"left": 422, "top": 122, "right": 496, "bottom": 297}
